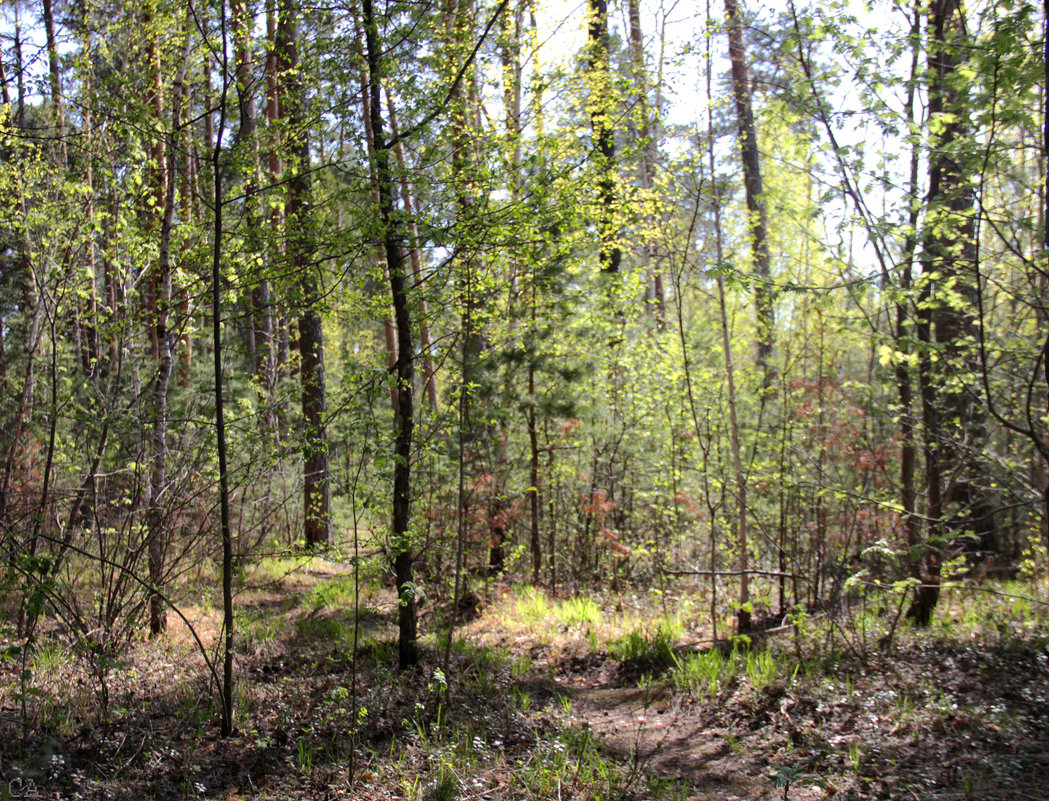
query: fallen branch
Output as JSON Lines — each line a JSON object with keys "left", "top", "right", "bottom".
{"left": 662, "top": 567, "right": 808, "bottom": 581}
{"left": 674, "top": 624, "right": 798, "bottom": 656}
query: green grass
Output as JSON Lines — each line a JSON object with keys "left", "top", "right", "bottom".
{"left": 295, "top": 612, "right": 356, "bottom": 645}
{"left": 424, "top": 764, "right": 460, "bottom": 801}
{"left": 239, "top": 610, "right": 287, "bottom": 651}
{"left": 518, "top": 723, "right": 625, "bottom": 801}
{"left": 671, "top": 643, "right": 779, "bottom": 695}
{"left": 33, "top": 638, "right": 67, "bottom": 674}
{"left": 240, "top": 553, "right": 315, "bottom": 588}
{"left": 746, "top": 649, "right": 777, "bottom": 691}
{"left": 513, "top": 586, "right": 553, "bottom": 623}
{"left": 447, "top": 638, "right": 508, "bottom": 692}
{"left": 608, "top": 620, "right": 681, "bottom": 673}
{"left": 555, "top": 596, "right": 603, "bottom": 627}
{"left": 672, "top": 647, "right": 729, "bottom": 696}
{"left": 303, "top": 574, "right": 359, "bottom": 611}
{"left": 514, "top": 586, "right": 602, "bottom": 628}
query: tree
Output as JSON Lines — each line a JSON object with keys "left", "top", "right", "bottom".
{"left": 212, "top": 0, "right": 238, "bottom": 735}
{"left": 278, "top": 0, "right": 332, "bottom": 548}
{"left": 587, "top": 0, "right": 621, "bottom": 274}
{"left": 911, "top": 0, "right": 979, "bottom": 624}
{"left": 361, "top": 0, "right": 419, "bottom": 668}
{"left": 627, "top": 0, "right": 665, "bottom": 327}
{"left": 147, "top": 4, "right": 194, "bottom": 636}
{"left": 723, "top": 0, "right": 774, "bottom": 383}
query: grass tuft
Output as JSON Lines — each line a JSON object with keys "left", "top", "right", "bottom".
{"left": 608, "top": 622, "right": 679, "bottom": 674}
{"left": 672, "top": 647, "right": 728, "bottom": 696}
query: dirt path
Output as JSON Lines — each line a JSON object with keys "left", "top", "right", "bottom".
{"left": 536, "top": 633, "right": 1049, "bottom": 801}
{"left": 521, "top": 644, "right": 783, "bottom": 800}
{"left": 571, "top": 684, "right": 772, "bottom": 799}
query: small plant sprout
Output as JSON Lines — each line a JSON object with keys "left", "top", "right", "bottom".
{"left": 768, "top": 764, "right": 827, "bottom": 801}
{"left": 848, "top": 741, "right": 862, "bottom": 774}
{"left": 558, "top": 694, "right": 572, "bottom": 715}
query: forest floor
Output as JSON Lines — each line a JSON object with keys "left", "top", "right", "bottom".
{"left": 2, "top": 555, "right": 1049, "bottom": 800}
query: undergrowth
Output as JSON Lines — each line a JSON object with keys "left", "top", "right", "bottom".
{"left": 3, "top": 559, "right": 1047, "bottom": 801}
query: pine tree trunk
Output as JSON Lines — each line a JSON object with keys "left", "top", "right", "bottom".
{"left": 232, "top": 0, "right": 277, "bottom": 432}
{"left": 912, "top": 0, "right": 977, "bottom": 624}
{"left": 278, "top": 0, "right": 331, "bottom": 547}
{"left": 627, "top": 0, "right": 664, "bottom": 327}
{"left": 723, "top": 0, "right": 774, "bottom": 382}
{"left": 707, "top": 11, "right": 749, "bottom": 633}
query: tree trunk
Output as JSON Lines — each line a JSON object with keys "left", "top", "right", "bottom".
{"left": 78, "top": 28, "right": 101, "bottom": 378}
{"left": 723, "top": 0, "right": 774, "bottom": 382}
{"left": 1043, "top": 0, "right": 1049, "bottom": 549}
{"left": 144, "top": 3, "right": 171, "bottom": 636}
{"left": 444, "top": 0, "right": 489, "bottom": 584}
{"left": 212, "top": 0, "right": 236, "bottom": 735}
{"left": 708, "top": 5, "right": 750, "bottom": 633}
{"left": 488, "top": 1, "right": 526, "bottom": 576}
{"left": 148, "top": 18, "right": 192, "bottom": 637}
{"left": 42, "top": 0, "right": 66, "bottom": 166}
{"left": 912, "top": 0, "right": 978, "bottom": 624}
{"left": 897, "top": 1, "right": 924, "bottom": 611}
{"left": 587, "top": 0, "right": 621, "bottom": 274}
{"left": 386, "top": 93, "right": 439, "bottom": 408}
{"left": 627, "top": 0, "right": 664, "bottom": 327}
{"left": 233, "top": 0, "right": 277, "bottom": 432}
{"left": 278, "top": 0, "right": 331, "bottom": 547}
{"left": 362, "top": 0, "right": 418, "bottom": 668}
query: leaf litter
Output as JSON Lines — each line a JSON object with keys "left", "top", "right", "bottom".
{"left": 2, "top": 578, "right": 1048, "bottom": 800}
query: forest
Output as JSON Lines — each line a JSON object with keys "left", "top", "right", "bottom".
{"left": 1, "top": 0, "right": 1048, "bottom": 797}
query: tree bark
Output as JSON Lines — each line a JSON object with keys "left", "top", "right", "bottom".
{"left": 723, "top": 0, "right": 774, "bottom": 382}
{"left": 351, "top": 6, "right": 402, "bottom": 417}
{"left": 212, "top": 0, "right": 236, "bottom": 735}
{"left": 278, "top": 0, "right": 331, "bottom": 547}
{"left": 897, "top": 1, "right": 924, "bottom": 607}
{"left": 148, "top": 17, "right": 192, "bottom": 636}
{"left": 362, "top": 0, "right": 418, "bottom": 668}
{"left": 627, "top": 0, "right": 664, "bottom": 327}
{"left": 233, "top": 0, "right": 277, "bottom": 432}
{"left": 386, "top": 93, "right": 439, "bottom": 408}
{"left": 42, "top": 0, "right": 67, "bottom": 166}
{"left": 588, "top": 0, "right": 621, "bottom": 274}
{"left": 708, "top": 2, "right": 749, "bottom": 633}
{"left": 912, "top": 0, "right": 977, "bottom": 625}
